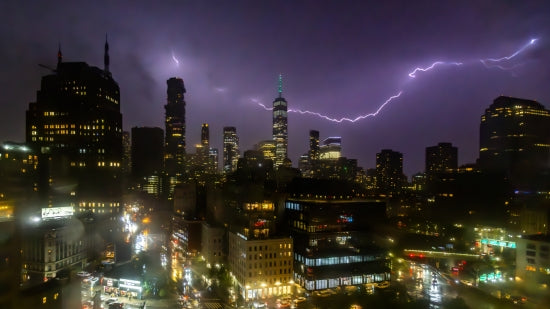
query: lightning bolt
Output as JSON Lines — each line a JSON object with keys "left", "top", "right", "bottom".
{"left": 255, "top": 38, "right": 539, "bottom": 123}
{"left": 171, "top": 51, "right": 180, "bottom": 66}
{"left": 481, "top": 38, "right": 537, "bottom": 64}
{"left": 408, "top": 61, "right": 463, "bottom": 78}
{"left": 256, "top": 91, "right": 403, "bottom": 123}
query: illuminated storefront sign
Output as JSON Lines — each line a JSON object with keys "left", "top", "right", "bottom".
{"left": 41, "top": 206, "right": 74, "bottom": 219}
{"left": 480, "top": 238, "right": 516, "bottom": 249}
{"left": 479, "top": 271, "right": 501, "bottom": 282}
{"left": 119, "top": 279, "right": 142, "bottom": 291}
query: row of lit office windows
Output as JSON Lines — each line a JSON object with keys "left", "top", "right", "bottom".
{"left": 295, "top": 253, "right": 382, "bottom": 267}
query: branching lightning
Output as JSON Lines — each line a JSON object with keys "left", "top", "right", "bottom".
{"left": 254, "top": 38, "right": 539, "bottom": 123}
{"left": 481, "top": 38, "right": 537, "bottom": 66}
{"left": 256, "top": 92, "right": 403, "bottom": 123}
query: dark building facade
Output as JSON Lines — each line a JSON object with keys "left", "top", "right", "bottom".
{"left": 285, "top": 198, "right": 389, "bottom": 291}
{"left": 131, "top": 127, "right": 164, "bottom": 179}
{"left": 425, "top": 142, "right": 458, "bottom": 176}
{"left": 309, "top": 130, "right": 320, "bottom": 162}
{"left": 273, "top": 75, "right": 288, "bottom": 168}
{"left": 131, "top": 127, "right": 164, "bottom": 197}
{"left": 25, "top": 43, "right": 122, "bottom": 215}
{"left": 376, "top": 149, "right": 404, "bottom": 196}
{"left": 164, "top": 77, "right": 187, "bottom": 193}
{"left": 479, "top": 96, "right": 550, "bottom": 187}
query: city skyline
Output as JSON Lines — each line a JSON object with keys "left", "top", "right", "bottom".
{"left": 1, "top": 1, "right": 550, "bottom": 177}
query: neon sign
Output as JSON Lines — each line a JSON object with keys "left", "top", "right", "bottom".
{"left": 480, "top": 238, "right": 516, "bottom": 249}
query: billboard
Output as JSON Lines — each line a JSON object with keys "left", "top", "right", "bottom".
{"left": 41, "top": 206, "right": 74, "bottom": 219}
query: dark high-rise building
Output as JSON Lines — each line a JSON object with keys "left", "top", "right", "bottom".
{"left": 376, "top": 149, "right": 404, "bottom": 196}
{"left": 479, "top": 96, "right": 550, "bottom": 185}
{"left": 223, "top": 127, "right": 239, "bottom": 173}
{"left": 309, "top": 130, "right": 320, "bottom": 161}
{"left": 131, "top": 127, "right": 164, "bottom": 179}
{"left": 209, "top": 148, "right": 219, "bottom": 173}
{"left": 0, "top": 204, "right": 18, "bottom": 309}
{"left": 223, "top": 126, "right": 239, "bottom": 173}
{"left": 26, "top": 41, "right": 122, "bottom": 215}
{"left": 201, "top": 123, "right": 209, "bottom": 147}
{"left": 0, "top": 142, "right": 38, "bottom": 211}
{"left": 164, "top": 77, "right": 187, "bottom": 183}
{"left": 272, "top": 74, "right": 288, "bottom": 168}
{"left": 425, "top": 142, "right": 458, "bottom": 175}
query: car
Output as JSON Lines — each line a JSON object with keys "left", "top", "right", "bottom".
{"left": 294, "top": 296, "right": 306, "bottom": 304}
{"left": 510, "top": 296, "right": 527, "bottom": 304}
{"left": 315, "top": 289, "right": 332, "bottom": 297}
{"left": 77, "top": 271, "right": 90, "bottom": 277}
{"left": 105, "top": 298, "right": 118, "bottom": 305}
{"left": 278, "top": 300, "right": 291, "bottom": 308}
{"left": 108, "top": 302, "right": 124, "bottom": 309}
{"left": 375, "top": 281, "right": 390, "bottom": 289}
{"left": 459, "top": 279, "right": 472, "bottom": 286}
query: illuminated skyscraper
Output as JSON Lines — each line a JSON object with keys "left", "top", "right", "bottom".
{"left": 25, "top": 41, "right": 122, "bottom": 214}
{"left": 272, "top": 74, "right": 288, "bottom": 168}
{"left": 479, "top": 96, "right": 550, "bottom": 182}
{"left": 425, "top": 142, "right": 457, "bottom": 176}
{"left": 376, "top": 149, "right": 404, "bottom": 196}
{"left": 201, "top": 123, "right": 209, "bottom": 147}
{"left": 256, "top": 140, "right": 276, "bottom": 163}
{"left": 309, "top": 130, "right": 320, "bottom": 161}
{"left": 164, "top": 77, "right": 186, "bottom": 192}
{"left": 189, "top": 123, "right": 218, "bottom": 183}
{"left": 319, "top": 137, "right": 341, "bottom": 160}
{"left": 223, "top": 126, "right": 239, "bottom": 173}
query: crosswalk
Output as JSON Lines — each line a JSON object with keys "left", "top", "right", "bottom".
{"left": 200, "top": 302, "right": 224, "bottom": 309}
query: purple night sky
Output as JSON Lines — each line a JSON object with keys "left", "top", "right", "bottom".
{"left": 1, "top": 1, "right": 550, "bottom": 177}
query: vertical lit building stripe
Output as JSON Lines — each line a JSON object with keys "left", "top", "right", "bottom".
{"left": 273, "top": 74, "right": 288, "bottom": 168}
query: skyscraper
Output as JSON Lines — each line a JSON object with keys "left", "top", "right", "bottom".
{"left": 376, "top": 149, "right": 404, "bottom": 196}
{"left": 272, "top": 74, "right": 288, "bottom": 168}
{"left": 255, "top": 140, "right": 276, "bottom": 163}
{"left": 188, "top": 123, "right": 217, "bottom": 183}
{"left": 223, "top": 126, "right": 239, "bottom": 173}
{"left": 164, "top": 77, "right": 186, "bottom": 192}
{"left": 319, "top": 137, "right": 342, "bottom": 160}
{"left": 425, "top": 142, "right": 458, "bottom": 175}
{"left": 201, "top": 123, "right": 209, "bottom": 147}
{"left": 309, "top": 130, "right": 320, "bottom": 162}
{"left": 26, "top": 41, "right": 122, "bottom": 214}
{"left": 479, "top": 96, "right": 550, "bottom": 184}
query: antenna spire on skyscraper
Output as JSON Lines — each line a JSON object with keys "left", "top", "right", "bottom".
{"left": 57, "top": 43, "right": 62, "bottom": 68}
{"left": 278, "top": 73, "right": 283, "bottom": 97}
{"left": 104, "top": 33, "right": 110, "bottom": 73}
